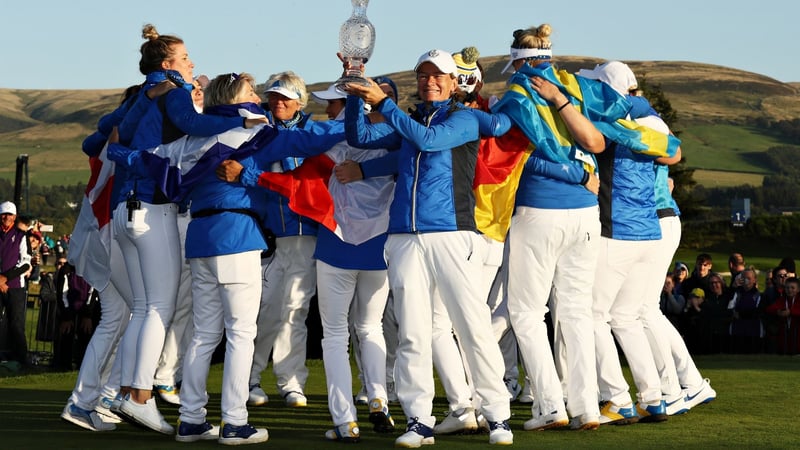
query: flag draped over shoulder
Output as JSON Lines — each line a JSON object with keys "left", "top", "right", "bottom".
{"left": 68, "top": 143, "right": 115, "bottom": 291}
{"left": 256, "top": 153, "right": 339, "bottom": 237}
{"left": 473, "top": 126, "right": 532, "bottom": 242}
{"left": 256, "top": 143, "right": 395, "bottom": 246}
{"left": 138, "top": 124, "right": 279, "bottom": 202}
{"left": 492, "top": 63, "right": 680, "bottom": 167}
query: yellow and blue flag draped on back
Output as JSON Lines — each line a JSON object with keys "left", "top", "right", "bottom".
{"left": 491, "top": 62, "right": 679, "bottom": 167}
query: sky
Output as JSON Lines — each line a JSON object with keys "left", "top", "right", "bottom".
{"left": 1, "top": 0, "right": 796, "bottom": 90}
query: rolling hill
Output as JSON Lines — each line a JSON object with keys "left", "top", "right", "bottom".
{"left": 1, "top": 56, "right": 797, "bottom": 187}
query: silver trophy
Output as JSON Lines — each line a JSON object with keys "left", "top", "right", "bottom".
{"left": 334, "top": 0, "right": 375, "bottom": 88}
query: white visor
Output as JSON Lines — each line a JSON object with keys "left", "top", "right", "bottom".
{"left": 501, "top": 47, "right": 553, "bottom": 74}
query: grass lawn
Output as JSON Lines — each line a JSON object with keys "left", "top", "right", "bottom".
{"left": 0, "top": 354, "right": 797, "bottom": 449}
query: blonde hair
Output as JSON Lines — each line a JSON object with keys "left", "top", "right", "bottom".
{"left": 511, "top": 24, "right": 553, "bottom": 50}
{"left": 264, "top": 71, "right": 309, "bottom": 108}
{"left": 204, "top": 72, "right": 257, "bottom": 109}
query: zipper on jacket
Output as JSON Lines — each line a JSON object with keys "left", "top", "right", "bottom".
{"left": 411, "top": 106, "right": 442, "bottom": 233}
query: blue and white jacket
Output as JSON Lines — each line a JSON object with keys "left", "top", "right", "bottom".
{"left": 345, "top": 96, "right": 479, "bottom": 234}
{"left": 112, "top": 71, "right": 245, "bottom": 205}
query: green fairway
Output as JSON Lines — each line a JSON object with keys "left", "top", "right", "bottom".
{"left": 0, "top": 355, "right": 797, "bottom": 449}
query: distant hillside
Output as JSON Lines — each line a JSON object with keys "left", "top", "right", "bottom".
{"left": 1, "top": 56, "right": 798, "bottom": 186}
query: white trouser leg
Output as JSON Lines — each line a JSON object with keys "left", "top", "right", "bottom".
{"left": 509, "top": 206, "right": 599, "bottom": 418}
{"left": 383, "top": 292, "right": 398, "bottom": 386}
{"left": 112, "top": 202, "right": 146, "bottom": 388}
{"left": 594, "top": 237, "right": 662, "bottom": 404}
{"left": 70, "top": 279, "right": 130, "bottom": 410}
{"left": 428, "top": 231, "right": 509, "bottom": 423}
{"left": 98, "top": 237, "right": 133, "bottom": 398}
{"left": 432, "top": 291, "right": 473, "bottom": 411}
{"left": 352, "top": 269, "right": 389, "bottom": 402}
{"left": 249, "top": 257, "right": 280, "bottom": 387}
{"left": 269, "top": 236, "right": 316, "bottom": 395}
{"left": 317, "top": 261, "right": 359, "bottom": 425}
{"left": 180, "top": 251, "right": 261, "bottom": 426}
{"left": 386, "top": 234, "right": 436, "bottom": 427}
{"left": 155, "top": 212, "right": 193, "bottom": 386}
{"left": 128, "top": 202, "right": 181, "bottom": 391}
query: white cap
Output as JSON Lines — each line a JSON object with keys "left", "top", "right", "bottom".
{"left": 578, "top": 61, "right": 638, "bottom": 96}
{"left": 311, "top": 84, "right": 346, "bottom": 104}
{"left": 264, "top": 80, "right": 301, "bottom": 100}
{"left": 414, "top": 49, "right": 458, "bottom": 78}
{"left": 0, "top": 201, "right": 17, "bottom": 215}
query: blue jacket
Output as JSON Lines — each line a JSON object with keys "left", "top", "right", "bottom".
{"left": 596, "top": 141, "right": 661, "bottom": 240}
{"left": 258, "top": 111, "right": 320, "bottom": 238}
{"left": 346, "top": 96, "right": 479, "bottom": 234}
{"left": 112, "top": 71, "right": 245, "bottom": 205}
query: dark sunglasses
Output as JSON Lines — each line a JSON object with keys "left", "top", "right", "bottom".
{"left": 457, "top": 74, "right": 478, "bottom": 86}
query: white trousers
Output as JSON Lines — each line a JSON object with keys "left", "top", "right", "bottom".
{"left": 387, "top": 231, "right": 509, "bottom": 428}
{"left": 155, "top": 212, "right": 193, "bottom": 386}
{"left": 70, "top": 237, "right": 132, "bottom": 409}
{"left": 508, "top": 206, "right": 600, "bottom": 418}
{"left": 180, "top": 251, "right": 261, "bottom": 426}
{"left": 432, "top": 237, "right": 510, "bottom": 412}
{"left": 113, "top": 201, "right": 181, "bottom": 390}
{"left": 432, "top": 290, "right": 473, "bottom": 412}
{"left": 250, "top": 235, "right": 316, "bottom": 395}
{"left": 593, "top": 236, "right": 662, "bottom": 405}
{"left": 317, "top": 260, "right": 389, "bottom": 425}
{"left": 640, "top": 216, "right": 704, "bottom": 394}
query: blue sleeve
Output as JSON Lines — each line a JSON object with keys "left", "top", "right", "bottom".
{"left": 360, "top": 151, "right": 398, "bottom": 178}
{"left": 83, "top": 99, "right": 136, "bottom": 156}
{"left": 82, "top": 132, "right": 108, "bottom": 157}
{"left": 345, "top": 96, "right": 402, "bottom": 150}
{"left": 472, "top": 109, "right": 512, "bottom": 137}
{"left": 164, "top": 89, "right": 243, "bottom": 136}
{"left": 527, "top": 154, "right": 587, "bottom": 184}
{"left": 377, "top": 100, "right": 479, "bottom": 152}
{"left": 106, "top": 143, "right": 149, "bottom": 178}
{"left": 118, "top": 91, "right": 155, "bottom": 146}
{"left": 251, "top": 122, "right": 345, "bottom": 167}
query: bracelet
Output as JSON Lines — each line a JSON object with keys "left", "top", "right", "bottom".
{"left": 557, "top": 100, "right": 570, "bottom": 112}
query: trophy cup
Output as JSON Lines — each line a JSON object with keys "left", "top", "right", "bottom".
{"left": 334, "top": 0, "right": 375, "bottom": 89}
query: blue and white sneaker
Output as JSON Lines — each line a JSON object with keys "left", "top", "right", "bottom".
{"left": 684, "top": 378, "right": 717, "bottom": 410}
{"left": 599, "top": 401, "right": 639, "bottom": 425}
{"left": 395, "top": 418, "right": 434, "bottom": 448}
{"left": 218, "top": 422, "right": 269, "bottom": 446}
{"left": 61, "top": 402, "right": 116, "bottom": 431}
{"left": 635, "top": 400, "right": 668, "bottom": 423}
{"left": 664, "top": 393, "right": 690, "bottom": 416}
{"left": 95, "top": 396, "right": 122, "bottom": 423}
{"left": 175, "top": 420, "right": 219, "bottom": 442}
{"left": 488, "top": 420, "right": 513, "bottom": 445}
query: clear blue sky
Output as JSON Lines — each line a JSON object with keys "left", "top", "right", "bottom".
{"left": 1, "top": 0, "right": 796, "bottom": 90}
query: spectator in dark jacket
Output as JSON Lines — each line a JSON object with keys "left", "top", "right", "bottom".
{"left": 0, "top": 201, "right": 32, "bottom": 367}
{"left": 53, "top": 258, "right": 100, "bottom": 370}
{"left": 727, "top": 268, "right": 764, "bottom": 354}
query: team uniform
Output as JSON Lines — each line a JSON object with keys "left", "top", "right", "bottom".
{"left": 345, "top": 89, "right": 513, "bottom": 446}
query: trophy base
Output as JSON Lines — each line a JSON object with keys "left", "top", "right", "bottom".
{"left": 334, "top": 75, "right": 371, "bottom": 89}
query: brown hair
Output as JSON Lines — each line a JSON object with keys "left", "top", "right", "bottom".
{"left": 138, "top": 23, "right": 184, "bottom": 75}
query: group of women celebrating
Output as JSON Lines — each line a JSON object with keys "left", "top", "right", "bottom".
{"left": 60, "top": 20, "right": 716, "bottom": 448}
